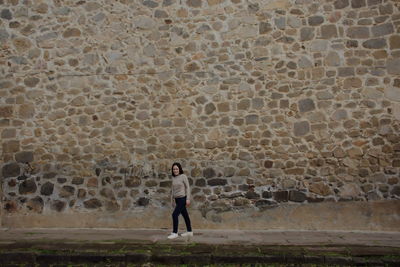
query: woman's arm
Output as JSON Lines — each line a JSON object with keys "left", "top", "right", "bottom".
{"left": 183, "top": 175, "right": 191, "bottom": 206}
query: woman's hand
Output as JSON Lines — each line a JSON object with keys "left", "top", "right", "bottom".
{"left": 186, "top": 200, "right": 190, "bottom": 206}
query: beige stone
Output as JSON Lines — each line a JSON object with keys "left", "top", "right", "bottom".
{"left": 18, "top": 104, "right": 35, "bottom": 119}
{"left": 13, "top": 37, "right": 32, "bottom": 52}
{"left": 309, "top": 183, "right": 332, "bottom": 196}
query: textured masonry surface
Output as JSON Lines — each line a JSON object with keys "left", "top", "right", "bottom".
{"left": 0, "top": 0, "right": 400, "bottom": 223}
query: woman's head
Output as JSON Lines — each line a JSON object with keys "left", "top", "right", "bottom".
{"left": 171, "top": 162, "right": 183, "bottom": 177}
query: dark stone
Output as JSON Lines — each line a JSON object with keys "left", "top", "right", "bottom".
{"left": 391, "top": 186, "right": 400, "bottom": 196}
{"left": 72, "top": 177, "right": 84, "bottom": 185}
{"left": 338, "top": 67, "right": 355, "bottom": 77}
{"left": 125, "top": 177, "right": 141, "bottom": 187}
{"left": 160, "top": 180, "right": 172, "bottom": 187}
{"left": 307, "top": 197, "right": 324, "bottom": 203}
{"left": 351, "top": 0, "right": 366, "bottom": 8}
{"left": 259, "top": 22, "right": 272, "bottom": 34}
{"left": 346, "top": 40, "right": 358, "bottom": 48}
{"left": 19, "top": 179, "right": 37, "bottom": 194}
{"left": 264, "top": 160, "right": 273, "bottom": 168}
{"left": 359, "top": 169, "right": 369, "bottom": 177}
{"left": 203, "top": 168, "right": 216, "bottom": 178}
{"left": 300, "top": 27, "right": 314, "bottom": 41}
{"left": 17, "top": 174, "right": 27, "bottom": 181}
{"left": 207, "top": 178, "right": 227, "bottom": 186}
{"left": 245, "top": 114, "right": 259, "bottom": 125}
{"left": 205, "top": 103, "right": 216, "bottom": 114}
{"left": 368, "top": 0, "right": 381, "bottom": 5}
{"left": 362, "top": 38, "right": 386, "bottom": 49}
{"left": 1, "top": 9, "right": 12, "bottom": 20}
{"left": 95, "top": 168, "right": 101, "bottom": 176}
{"left": 145, "top": 180, "right": 158, "bottom": 187}
{"left": 245, "top": 191, "right": 260, "bottom": 199}
{"left": 43, "top": 172, "right": 57, "bottom": 179}
{"left": 57, "top": 178, "right": 67, "bottom": 183}
{"left": 59, "top": 186, "right": 75, "bottom": 198}
{"left": 15, "top": 151, "right": 33, "bottom": 163}
{"left": 84, "top": 198, "right": 102, "bottom": 209}
{"left": 2, "top": 162, "right": 20, "bottom": 178}
{"left": 262, "top": 191, "right": 272, "bottom": 198}
{"left": 51, "top": 200, "right": 66, "bottom": 212}
{"left": 195, "top": 178, "right": 206, "bottom": 187}
{"left": 334, "top": 0, "right": 349, "bottom": 9}
{"left": 8, "top": 179, "right": 16, "bottom": 187}
{"left": 187, "top": 0, "right": 202, "bottom": 8}
{"left": 239, "top": 184, "right": 249, "bottom": 191}
{"left": 155, "top": 10, "right": 168, "bottom": 18}
{"left": 23, "top": 77, "right": 40, "bottom": 87}
{"left": 371, "top": 23, "right": 394, "bottom": 37}
{"left": 163, "top": 0, "right": 175, "bottom": 7}
{"left": 289, "top": 191, "right": 307, "bottom": 202}
{"left": 41, "top": 182, "right": 54, "bottom": 196}
{"left": 294, "top": 121, "right": 310, "bottom": 136}
{"left": 273, "top": 191, "right": 289, "bottom": 202}
{"left": 27, "top": 196, "right": 43, "bottom": 213}
{"left": 308, "top": 16, "right": 324, "bottom": 26}
{"left": 137, "top": 197, "right": 150, "bottom": 206}
{"left": 298, "top": 99, "right": 315, "bottom": 112}
{"left": 142, "top": 0, "right": 158, "bottom": 8}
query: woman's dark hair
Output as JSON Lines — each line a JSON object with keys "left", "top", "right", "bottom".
{"left": 171, "top": 162, "right": 184, "bottom": 177}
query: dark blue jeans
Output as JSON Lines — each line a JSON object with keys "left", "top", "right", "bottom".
{"left": 172, "top": 196, "right": 192, "bottom": 233}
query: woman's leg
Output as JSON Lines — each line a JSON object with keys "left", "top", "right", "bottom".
{"left": 181, "top": 204, "right": 192, "bottom": 232}
{"left": 172, "top": 197, "right": 186, "bottom": 233}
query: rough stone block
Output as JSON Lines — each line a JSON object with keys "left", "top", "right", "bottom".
{"left": 273, "top": 191, "right": 289, "bottom": 202}
{"left": 372, "top": 23, "right": 394, "bottom": 37}
{"left": 15, "top": 151, "right": 33, "bottom": 163}
{"left": 351, "top": 0, "right": 366, "bottom": 8}
{"left": 347, "top": 27, "right": 369, "bottom": 38}
{"left": 289, "top": 191, "right": 307, "bottom": 202}
{"left": 334, "top": 0, "right": 349, "bottom": 9}
{"left": 0, "top": 106, "right": 13, "bottom": 118}
{"left": 3, "top": 140, "right": 20, "bottom": 153}
{"left": 321, "top": 25, "right": 338, "bottom": 39}
{"left": 19, "top": 179, "right": 37, "bottom": 194}
{"left": 298, "top": 99, "right": 315, "bottom": 112}
{"left": 362, "top": 38, "right": 386, "bottom": 49}
{"left": 41, "top": 182, "right": 54, "bottom": 196}
{"left": 294, "top": 121, "right": 310, "bottom": 136}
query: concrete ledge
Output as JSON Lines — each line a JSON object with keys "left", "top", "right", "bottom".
{"left": 2, "top": 200, "right": 400, "bottom": 231}
{"left": 1, "top": 247, "right": 399, "bottom": 266}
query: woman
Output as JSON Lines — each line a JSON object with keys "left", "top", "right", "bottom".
{"left": 167, "top": 162, "right": 193, "bottom": 239}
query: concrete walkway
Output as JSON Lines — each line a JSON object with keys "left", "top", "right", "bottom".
{"left": 1, "top": 228, "right": 400, "bottom": 247}
{"left": 1, "top": 228, "right": 400, "bottom": 265}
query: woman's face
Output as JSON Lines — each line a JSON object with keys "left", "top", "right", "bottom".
{"left": 173, "top": 165, "right": 180, "bottom": 176}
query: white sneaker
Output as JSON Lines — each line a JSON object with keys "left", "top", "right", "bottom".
{"left": 167, "top": 233, "right": 179, "bottom": 239}
{"left": 181, "top": 231, "right": 193, "bottom": 237}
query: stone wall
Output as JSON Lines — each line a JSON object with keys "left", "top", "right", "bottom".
{"left": 1, "top": 0, "right": 399, "bottom": 230}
